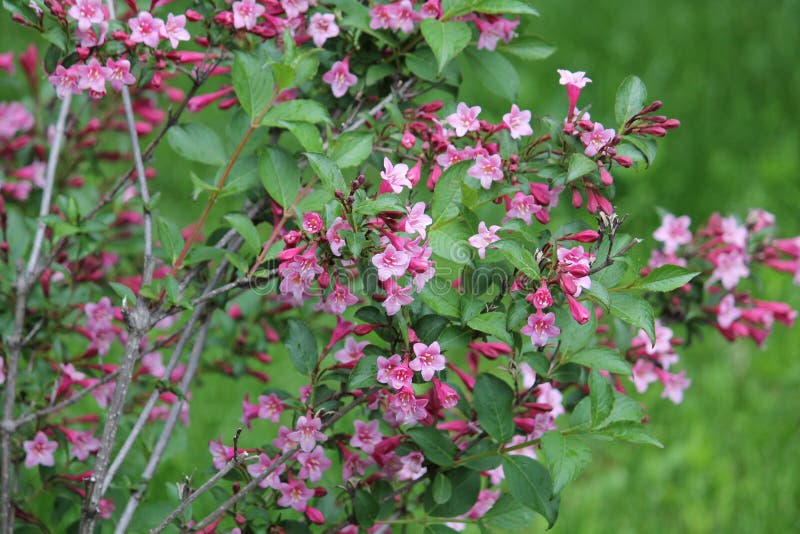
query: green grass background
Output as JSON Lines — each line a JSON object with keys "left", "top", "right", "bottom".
{"left": 2, "top": 0, "right": 800, "bottom": 531}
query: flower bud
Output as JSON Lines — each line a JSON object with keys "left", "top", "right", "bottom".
{"left": 185, "top": 9, "right": 203, "bottom": 21}
{"left": 560, "top": 229, "right": 600, "bottom": 243}
{"left": 566, "top": 293, "right": 591, "bottom": 324}
{"left": 401, "top": 131, "right": 415, "bottom": 149}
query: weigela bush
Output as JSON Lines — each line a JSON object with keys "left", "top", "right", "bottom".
{"left": 0, "top": 0, "right": 798, "bottom": 532}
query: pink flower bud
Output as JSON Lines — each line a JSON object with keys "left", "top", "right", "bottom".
{"left": 560, "top": 229, "right": 600, "bottom": 243}
{"left": 662, "top": 119, "right": 681, "bottom": 130}
{"left": 185, "top": 9, "right": 203, "bottom": 21}
{"left": 401, "top": 131, "right": 416, "bottom": 149}
{"left": 571, "top": 187, "right": 583, "bottom": 208}
{"left": 426, "top": 164, "right": 442, "bottom": 192}
{"left": 305, "top": 507, "right": 325, "bottom": 524}
{"left": 317, "top": 270, "right": 330, "bottom": 289}
{"left": 565, "top": 293, "right": 591, "bottom": 324}
{"left": 599, "top": 163, "right": 613, "bottom": 186}
{"left": 303, "top": 212, "right": 324, "bottom": 233}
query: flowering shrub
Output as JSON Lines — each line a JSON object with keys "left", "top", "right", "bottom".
{"left": 0, "top": 0, "right": 797, "bottom": 532}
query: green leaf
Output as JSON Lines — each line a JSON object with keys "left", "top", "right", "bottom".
{"left": 259, "top": 147, "right": 300, "bottom": 208}
{"left": 332, "top": 131, "right": 374, "bottom": 169}
{"left": 540, "top": 431, "right": 592, "bottom": 494}
{"left": 461, "top": 48, "right": 519, "bottom": 102}
{"left": 108, "top": 282, "right": 136, "bottom": 306}
{"left": 583, "top": 278, "right": 610, "bottom": 310}
{"left": 589, "top": 369, "right": 614, "bottom": 426}
{"left": 615, "top": 75, "right": 647, "bottom": 125}
{"left": 305, "top": 153, "right": 347, "bottom": 194}
{"left": 431, "top": 162, "right": 471, "bottom": 227}
{"left": 500, "top": 35, "right": 555, "bottom": 61}
{"left": 166, "top": 123, "right": 227, "bottom": 166}
{"left": 467, "top": 0, "right": 539, "bottom": 15}
{"left": 407, "top": 427, "right": 457, "bottom": 467}
{"left": 482, "top": 494, "right": 535, "bottom": 531}
{"left": 566, "top": 153, "right": 597, "bottom": 182}
{"left": 458, "top": 439, "right": 502, "bottom": 471}
{"left": 596, "top": 421, "right": 663, "bottom": 448}
{"left": 157, "top": 217, "right": 185, "bottom": 265}
{"left": 353, "top": 194, "right": 404, "bottom": 216}
{"left": 467, "top": 312, "right": 513, "bottom": 345}
{"left": 354, "top": 490, "right": 379, "bottom": 528}
{"left": 232, "top": 53, "right": 275, "bottom": 120}
{"left": 420, "top": 19, "right": 472, "bottom": 72}
{"left": 568, "top": 346, "right": 632, "bottom": 375}
{"left": 279, "top": 121, "right": 323, "bottom": 152}
{"left": 366, "top": 64, "right": 395, "bottom": 86}
{"left": 608, "top": 292, "right": 656, "bottom": 342}
{"left": 424, "top": 468, "right": 481, "bottom": 517}
{"left": 502, "top": 455, "right": 558, "bottom": 526}
{"left": 347, "top": 355, "right": 379, "bottom": 389}
{"left": 420, "top": 279, "right": 461, "bottom": 318}
{"left": 262, "top": 99, "right": 332, "bottom": 126}
{"left": 415, "top": 314, "right": 450, "bottom": 344}
{"left": 622, "top": 134, "right": 657, "bottom": 167}
{"left": 493, "top": 239, "right": 540, "bottom": 279}
{"left": 473, "top": 373, "right": 514, "bottom": 442}
{"left": 556, "top": 306, "right": 597, "bottom": 355}
{"left": 631, "top": 264, "right": 700, "bottom": 292}
{"left": 285, "top": 320, "right": 318, "bottom": 375}
{"left": 224, "top": 214, "right": 261, "bottom": 255}
{"left": 431, "top": 473, "right": 453, "bottom": 504}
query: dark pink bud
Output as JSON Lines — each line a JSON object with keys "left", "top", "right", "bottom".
{"left": 560, "top": 273, "right": 578, "bottom": 295}
{"left": 613, "top": 155, "right": 633, "bottom": 168}
{"left": 185, "top": 9, "right": 203, "bottom": 21}
{"left": 529, "top": 182, "right": 551, "bottom": 205}
{"left": 401, "top": 131, "right": 416, "bottom": 149}
{"left": 598, "top": 162, "right": 613, "bottom": 186}
{"left": 303, "top": 212, "right": 324, "bottom": 234}
{"left": 407, "top": 159, "right": 422, "bottom": 186}
{"left": 662, "top": 119, "right": 681, "bottom": 130}
{"left": 566, "top": 293, "right": 591, "bottom": 324}
{"left": 276, "top": 246, "right": 305, "bottom": 261}
{"left": 305, "top": 507, "right": 325, "bottom": 525}
{"left": 283, "top": 230, "right": 302, "bottom": 246}
{"left": 528, "top": 284, "right": 554, "bottom": 310}
{"left": 427, "top": 164, "right": 442, "bottom": 192}
{"left": 228, "top": 303, "right": 243, "bottom": 320}
{"left": 640, "top": 100, "right": 663, "bottom": 114}
{"left": 567, "top": 263, "right": 590, "bottom": 278}
{"left": 317, "top": 270, "right": 330, "bottom": 289}
{"left": 640, "top": 126, "right": 666, "bottom": 137}
{"left": 571, "top": 187, "right": 583, "bottom": 208}
{"left": 560, "top": 230, "right": 600, "bottom": 243}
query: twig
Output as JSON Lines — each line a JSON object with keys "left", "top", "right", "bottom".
{"left": 588, "top": 237, "right": 642, "bottom": 275}
{"left": 342, "top": 77, "right": 416, "bottom": 133}
{"left": 1, "top": 93, "right": 72, "bottom": 534}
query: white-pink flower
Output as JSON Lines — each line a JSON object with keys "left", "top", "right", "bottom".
{"left": 280, "top": 0, "right": 311, "bottom": 19}
{"left": 717, "top": 294, "right": 741, "bottom": 329}
{"left": 396, "top": 451, "right": 427, "bottom": 481}
{"left": 258, "top": 393, "right": 285, "bottom": 422}
{"left": 468, "top": 154, "right": 503, "bottom": 189}
{"left": 308, "top": 13, "right": 339, "bottom": 47}
{"left": 580, "top": 122, "right": 615, "bottom": 157}
{"left": 659, "top": 369, "right": 691, "bottom": 404}
{"left": 409, "top": 341, "right": 445, "bottom": 381}
{"left": 322, "top": 57, "right": 357, "bottom": 98}
{"left": 77, "top": 58, "right": 107, "bottom": 98}
{"left": 350, "top": 419, "right": 382, "bottom": 454}
{"left": 49, "top": 65, "right": 82, "bottom": 100}
{"left": 232, "top": 0, "right": 265, "bottom": 30}
{"left": 287, "top": 414, "right": 327, "bottom": 452}
{"left": 247, "top": 453, "right": 286, "bottom": 489}
{"left": 277, "top": 479, "right": 313, "bottom": 512}
{"left": 445, "top": 102, "right": 481, "bottom": 137}
{"left": 209, "top": 438, "right": 235, "bottom": 470}
{"left": 382, "top": 279, "right": 413, "bottom": 316}
{"left": 503, "top": 104, "right": 533, "bottom": 139}
{"left": 506, "top": 191, "right": 540, "bottom": 225}
{"left": 65, "top": 429, "right": 101, "bottom": 461}
{"left": 404, "top": 202, "right": 432, "bottom": 239}
{"left": 128, "top": 12, "right": 165, "bottom": 48}
{"left": 712, "top": 250, "right": 750, "bottom": 290}
{"left": 23, "top": 431, "right": 58, "bottom": 468}
{"left": 325, "top": 216, "right": 350, "bottom": 256}
{"left": 334, "top": 337, "right": 369, "bottom": 364}
{"left": 105, "top": 58, "right": 135, "bottom": 91}
{"left": 468, "top": 221, "right": 501, "bottom": 259}
{"left": 557, "top": 69, "right": 592, "bottom": 88}
{"left": 297, "top": 446, "right": 332, "bottom": 482}
{"left": 159, "top": 13, "right": 190, "bottom": 49}
{"left": 372, "top": 244, "right": 410, "bottom": 281}
{"left": 520, "top": 311, "right": 560, "bottom": 347}
{"left": 653, "top": 213, "right": 692, "bottom": 254}
{"left": 380, "top": 157, "right": 412, "bottom": 193}
{"left": 67, "top": 0, "right": 105, "bottom": 32}
{"left": 631, "top": 358, "right": 659, "bottom": 393}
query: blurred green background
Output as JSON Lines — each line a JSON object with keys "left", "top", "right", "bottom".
{"left": 3, "top": 0, "right": 800, "bottom": 531}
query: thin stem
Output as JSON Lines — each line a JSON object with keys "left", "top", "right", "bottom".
{"left": 342, "top": 77, "right": 416, "bottom": 133}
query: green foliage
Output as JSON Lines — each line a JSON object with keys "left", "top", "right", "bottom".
{"left": 473, "top": 374, "right": 515, "bottom": 442}
{"left": 259, "top": 147, "right": 300, "bottom": 208}
{"left": 166, "top": 123, "right": 227, "bottom": 166}
{"left": 232, "top": 53, "right": 275, "bottom": 120}
{"left": 419, "top": 19, "right": 472, "bottom": 72}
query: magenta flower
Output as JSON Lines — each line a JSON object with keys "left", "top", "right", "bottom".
{"left": 23, "top": 431, "right": 58, "bottom": 468}
{"left": 326, "top": 281, "right": 359, "bottom": 315}
{"left": 475, "top": 17, "right": 518, "bottom": 51}
{"left": 520, "top": 311, "right": 560, "bottom": 347}
{"left": 382, "top": 279, "right": 414, "bottom": 316}
{"left": 387, "top": 0, "right": 421, "bottom": 33}
{"left": 273, "top": 425, "right": 300, "bottom": 453}
{"left": 580, "top": 122, "right": 615, "bottom": 157}
{"left": 63, "top": 428, "right": 101, "bottom": 461}
{"left": 396, "top": 451, "right": 427, "bottom": 481}
{"left": 232, "top": 0, "right": 265, "bottom": 30}
{"left": 85, "top": 296, "right": 114, "bottom": 331}
{"left": 719, "top": 215, "right": 747, "bottom": 249}
{"left": 128, "top": 12, "right": 165, "bottom": 48}
{"left": 404, "top": 202, "right": 432, "bottom": 239}
{"left": 386, "top": 387, "right": 429, "bottom": 426}
{"left": 653, "top": 213, "right": 692, "bottom": 254}
{"left": 334, "top": 337, "right": 369, "bottom": 364}
{"left": 209, "top": 438, "right": 235, "bottom": 470}
{"left": 376, "top": 353, "right": 402, "bottom": 384}
{"left": 297, "top": 446, "right": 332, "bottom": 482}
{"left": 241, "top": 395, "right": 261, "bottom": 428}
{"left": 278, "top": 479, "right": 314, "bottom": 512}
{"left": 369, "top": 4, "right": 392, "bottom": 30}
{"left": 711, "top": 249, "right": 750, "bottom": 290}
{"left": 280, "top": 0, "right": 311, "bottom": 19}
{"left": 372, "top": 244, "right": 411, "bottom": 281}
{"left": 445, "top": 102, "right": 481, "bottom": 137}
{"left": 309, "top": 13, "right": 340, "bottom": 47}
{"left": 0, "top": 102, "right": 34, "bottom": 139}
{"left": 160, "top": 13, "right": 190, "bottom": 49}
{"left": 325, "top": 216, "right": 351, "bottom": 256}
{"left": 350, "top": 419, "right": 382, "bottom": 454}
{"left": 432, "top": 378, "right": 459, "bottom": 408}
{"left": 257, "top": 393, "right": 285, "bottom": 422}
{"left": 77, "top": 58, "right": 107, "bottom": 98}
{"left": 468, "top": 154, "right": 504, "bottom": 189}
{"left": 247, "top": 453, "right": 285, "bottom": 489}
{"left": 468, "top": 221, "right": 501, "bottom": 259}
{"left": 322, "top": 57, "right": 358, "bottom": 98}
{"left": 503, "top": 104, "right": 533, "bottom": 139}
{"left": 288, "top": 414, "right": 328, "bottom": 452}
{"left": 658, "top": 369, "right": 691, "bottom": 404}
{"left": 67, "top": 0, "right": 106, "bottom": 32}
{"left": 409, "top": 342, "right": 445, "bottom": 381}
{"left": 380, "top": 157, "right": 412, "bottom": 193}
{"left": 506, "top": 192, "right": 541, "bottom": 225}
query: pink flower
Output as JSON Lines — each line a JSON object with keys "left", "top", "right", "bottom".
{"left": 77, "top": 58, "right": 108, "bottom": 98}
{"left": 342, "top": 449, "right": 373, "bottom": 481}
{"left": 369, "top": 4, "right": 392, "bottom": 30}
{"left": 0, "top": 102, "right": 34, "bottom": 139}
{"left": 128, "top": 12, "right": 165, "bottom": 48}
{"left": 387, "top": 0, "right": 421, "bottom": 33}
{"left": 557, "top": 69, "right": 592, "bottom": 88}
{"left": 659, "top": 369, "right": 691, "bottom": 404}
{"left": 711, "top": 250, "right": 750, "bottom": 290}
{"left": 209, "top": 438, "right": 235, "bottom": 470}
{"left": 396, "top": 451, "right": 427, "bottom": 481}
{"left": 0, "top": 357, "right": 5, "bottom": 384}
{"left": 322, "top": 57, "right": 358, "bottom": 98}
{"left": 297, "top": 446, "right": 332, "bottom": 482}
{"left": 274, "top": 425, "right": 300, "bottom": 453}
{"left": 385, "top": 357, "right": 414, "bottom": 390}
{"left": 372, "top": 244, "right": 411, "bottom": 281}
{"left": 409, "top": 341, "right": 445, "bottom": 381}
{"left": 303, "top": 211, "right": 324, "bottom": 233}
{"left": 0, "top": 52, "right": 13, "bottom": 74}
{"left": 334, "top": 337, "right": 369, "bottom": 364}
{"left": 105, "top": 58, "right": 135, "bottom": 91}
{"left": 141, "top": 352, "right": 166, "bottom": 378}
{"left": 232, "top": 0, "right": 265, "bottom": 29}
{"left": 23, "top": 431, "right": 58, "bottom": 468}
{"left": 520, "top": 311, "right": 560, "bottom": 347}
{"left": 530, "top": 284, "right": 554, "bottom": 310}
{"left": 376, "top": 354, "right": 402, "bottom": 384}
{"left": 258, "top": 393, "right": 285, "bottom": 422}
{"left": 85, "top": 296, "right": 114, "bottom": 331}
{"left": 404, "top": 202, "right": 432, "bottom": 239}
{"left": 466, "top": 489, "right": 500, "bottom": 520}
{"left": 241, "top": 395, "right": 261, "bottom": 428}
{"left": 445, "top": 102, "right": 481, "bottom": 137}
{"left": 468, "top": 221, "right": 501, "bottom": 259}
{"left": 719, "top": 216, "right": 747, "bottom": 249}
{"left": 519, "top": 362, "right": 536, "bottom": 389}
{"left": 432, "top": 378, "right": 459, "bottom": 408}
{"left": 278, "top": 479, "right": 314, "bottom": 512}
{"left": 326, "top": 281, "right": 359, "bottom": 315}
{"left": 288, "top": 414, "right": 328, "bottom": 452}
{"left": 475, "top": 17, "right": 518, "bottom": 50}
{"left": 506, "top": 192, "right": 541, "bottom": 225}
{"left": 247, "top": 453, "right": 285, "bottom": 489}
{"left": 350, "top": 419, "right": 383, "bottom": 454}
{"left": 631, "top": 358, "right": 658, "bottom": 393}
{"left": 380, "top": 157, "right": 412, "bottom": 193}
{"left": 160, "top": 13, "right": 190, "bottom": 49}
{"left": 326, "top": 216, "right": 351, "bottom": 256}
{"left": 468, "top": 154, "right": 503, "bottom": 189}
{"left": 280, "top": 0, "right": 311, "bottom": 19}
{"left": 386, "top": 387, "right": 428, "bottom": 426}
{"left": 67, "top": 0, "right": 105, "bottom": 32}
{"left": 75, "top": 21, "right": 108, "bottom": 47}
{"left": 48, "top": 65, "right": 82, "bottom": 100}
{"left": 653, "top": 213, "right": 692, "bottom": 254}
{"left": 382, "top": 279, "right": 414, "bottom": 316}
{"left": 308, "top": 13, "right": 339, "bottom": 47}
{"left": 503, "top": 104, "right": 533, "bottom": 139}
{"left": 536, "top": 382, "right": 565, "bottom": 418}
{"left": 580, "top": 122, "right": 615, "bottom": 157}
{"left": 62, "top": 428, "right": 101, "bottom": 461}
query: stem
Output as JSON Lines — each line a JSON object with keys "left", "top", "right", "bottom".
{"left": 1, "top": 93, "right": 72, "bottom": 534}
{"left": 341, "top": 77, "right": 416, "bottom": 134}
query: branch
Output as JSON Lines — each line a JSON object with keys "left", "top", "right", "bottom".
{"left": 341, "top": 77, "right": 416, "bottom": 133}
{"left": 1, "top": 93, "right": 72, "bottom": 534}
